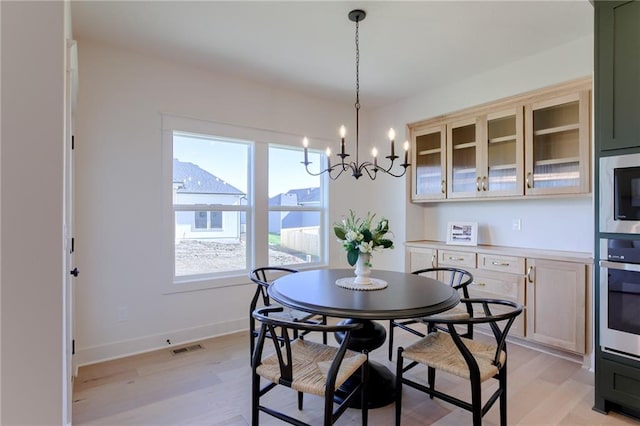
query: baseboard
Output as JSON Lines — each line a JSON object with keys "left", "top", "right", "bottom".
{"left": 74, "top": 318, "right": 246, "bottom": 368}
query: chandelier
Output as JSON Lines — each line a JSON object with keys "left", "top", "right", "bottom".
{"left": 302, "top": 9, "right": 410, "bottom": 180}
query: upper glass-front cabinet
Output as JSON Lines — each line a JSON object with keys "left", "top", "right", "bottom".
{"left": 447, "top": 107, "right": 523, "bottom": 199}
{"left": 411, "top": 124, "right": 446, "bottom": 201}
{"left": 408, "top": 79, "right": 591, "bottom": 202}
{"left": 484, "top": 108, "right": 524, "bottom": 197}
{"left": 447, "top": 117, "right": 479, "bottom": 198}
{"left": 525, "top": 91, "right": 590, "bottom": 195}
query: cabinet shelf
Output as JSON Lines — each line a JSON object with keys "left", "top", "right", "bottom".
{"left": 453, "top": 167, "right": 476, "bottom": 175}
{"left": 453, "top": 142, "right": 476, "bottom": 150}
{"left": 489, "top": 163, "right": 517, "bottom": 171}
{"left": 489, "top": 135, "right": 516, "bottom": 144}
{"left": 533, "top": 123, "right": 579, "bottom": 136}
{"left": 534, "top": 157, "right": 579, "bottom": 167}
{"left": 417, "top": 148, "right": 441, "bottom": 156}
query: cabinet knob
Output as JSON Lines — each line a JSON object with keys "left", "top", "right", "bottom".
{"left": 448, "top": 256, "right": 464, "bottom": 261}
{"left": 482, "top": 176, "right": 487, "bottom": 191}
{"left": 526, "top": 172, "right": 532, "bottom": 189}
{"left": 476, "top": 177, "right": 481, "bottom": 191}
{"left": 527, "top": 265, "right": 534, "bottom": 283}
{"left": 473, "top": 281, "right": 486, "bottom": 287}
{"left": 441, "top": 180, "right": 446, "bottom": 194}
{"left": 492, "top": 261, "right": 510, "bottom": 267}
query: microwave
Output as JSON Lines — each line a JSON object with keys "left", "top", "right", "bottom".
{"left": 600, "top": 153, "right": 640, "bottom": 234}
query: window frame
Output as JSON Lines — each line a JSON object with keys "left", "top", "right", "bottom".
{"left": 162, "top": 114, "right": 329, "bottom": 294}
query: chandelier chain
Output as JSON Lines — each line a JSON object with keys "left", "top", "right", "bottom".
{"left": 355, "top": 19, "right": 360, "bottom": 110}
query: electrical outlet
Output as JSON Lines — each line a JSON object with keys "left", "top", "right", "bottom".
{"left": 511, "top": 219, "right": 521, "bottom": 231}
{"left": 117, "top": 306, "right": 128, "bottom": 322}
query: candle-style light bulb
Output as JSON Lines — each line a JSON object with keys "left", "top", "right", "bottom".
{"left": 372, "top": 147, "right": 378, "bottom": 168}
{"left": 388, "top": 128, "right": 396, "bottom": 157}
{"left": 339, "top": 125, "right": 346, "bottom": 156}
{"left": 388, "top": 128, "right": 395, "bottom": 141}
{"left": 326, "top": 147, "right": 331, "bottom": 169}
{"left": 302, "top": 137, "right": 309, "bottom": 164}
{"left": 403, "top": 140, "right": 410, "bottom": 164}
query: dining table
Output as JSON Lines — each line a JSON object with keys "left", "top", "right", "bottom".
{"left": 268, "top": 268, "right": 460, "bottom": 408}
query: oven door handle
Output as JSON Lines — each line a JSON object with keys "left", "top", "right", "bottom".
{"left": 600, "top": 260, "right": 640, "bottom": 272}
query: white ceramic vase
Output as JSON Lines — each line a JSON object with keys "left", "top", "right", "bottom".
{"left": 353, "top": 253, "right": 372, "bottom": 284}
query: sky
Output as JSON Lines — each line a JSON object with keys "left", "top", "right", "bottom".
{"left": 173, "top": 133, "right": 320, "bottom": 197}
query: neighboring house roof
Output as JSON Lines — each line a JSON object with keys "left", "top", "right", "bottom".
{"left": 269, "top": 187, "right": 320, "bottom": 206}
{"left": 173, "top": 159, "right": 244, "bottom": 195}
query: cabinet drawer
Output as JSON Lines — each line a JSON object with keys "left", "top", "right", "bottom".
{"left": 468, "top": 271, "right": 523, "bottom": 301}
{"left": 439, "top": 250, "right": 476, "bottom": 268}
{"left": 478, "top": 254, "right": 525, "bottom": 274}
{"left": 467, "top": 269, "right": 526, "bottom": 337}
{"left": 600, "top": 357, "right": 640, "bottom": 409}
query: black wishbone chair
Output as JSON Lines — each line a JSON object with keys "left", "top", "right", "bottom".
{"left": 251, "top": 306, "right": 369, "bottom": 426}
{"left": 395, "top": 298, "right": 523, "bottom": 426}
{"left": 388, "top": 267, "right": 474, "bottom": 361}
{"left": 249, "top": 267, "right": 327, "bottom": 363}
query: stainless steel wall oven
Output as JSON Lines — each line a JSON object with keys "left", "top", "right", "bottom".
{"left": 600, "top": 238, "right": 640, "bottom": 360}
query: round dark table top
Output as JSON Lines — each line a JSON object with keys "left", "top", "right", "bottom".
{"left": 268, "top": 268, "right": 460, "bottom": 320}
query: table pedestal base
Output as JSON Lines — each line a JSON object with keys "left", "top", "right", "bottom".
{"left": 333, "top": 319, "right": 397, "bottom": 408}
{"left": 334, "top": 360, "right": 396, "bottom": 409}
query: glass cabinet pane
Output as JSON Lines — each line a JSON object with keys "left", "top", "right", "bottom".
{"left": 415, "top": 132, "right": 442, "bottom": 195}
{"left": 451, "top": 123, "right": 477, "bottom": 194}
{"left": 531, "top": 100, "right": 580, "bottom": 189}
{"left": 487, "top": 114, "right": 518, "bottom": 192}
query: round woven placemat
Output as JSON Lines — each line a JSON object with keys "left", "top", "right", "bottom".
{"left": 335, "top": 277, "right": 388, "bottom": 291}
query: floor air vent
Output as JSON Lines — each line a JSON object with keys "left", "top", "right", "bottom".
{"left": 171, "top": 344, "right": 204, "bottom": 355}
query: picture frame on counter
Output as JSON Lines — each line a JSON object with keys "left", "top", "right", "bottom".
{"left": 446, "top": 221, "right": 478, "bottom": 246}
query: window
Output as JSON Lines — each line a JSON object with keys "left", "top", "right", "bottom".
{"left": 172, "top": 132, "right": 250, "bottom": 279}
{"left": 268, "top": 146, "right": 324, "bottom": 267}
{"left": 193, "top": 211, "right": 223, "bottom": 230}
{"left": 164, "top": 114, "right": 328, "bottom": 289}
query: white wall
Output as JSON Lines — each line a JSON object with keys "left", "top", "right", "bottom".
{"left": 369, "top": 34, "right": 595, "bottom": 256}
{"left": 74, "top": 40, "right": 364, "bottom": 365}
{"left": 1, "top": 1, "right": 66, "bottom": 424}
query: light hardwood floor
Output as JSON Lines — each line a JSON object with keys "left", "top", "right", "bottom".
{"left": 73, "top": 326, "right": 639, "bottom": 425}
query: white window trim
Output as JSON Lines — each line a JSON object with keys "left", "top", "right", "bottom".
{"left": 161, "top": 113, "right": 330, "bottom": 294}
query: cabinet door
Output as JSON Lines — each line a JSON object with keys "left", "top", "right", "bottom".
{"left": 411, "top": 124, "right": 446, "bottom": 201}
{"left": 524, "top": 91, "right": 590, "bottom": 195}
{"left": 596, "top": 1, "right": 640, "bottom": 152}
{"left": 526, "top": 258, "right": 586, "bottom": 353}
{"left": 482, "top": 107, "right": 524, "bottom": 197}
{"left": 407, "top": 247, "right": 437, "bottom": 272}
{"left": 468, "top": 268, "right": 526, "bottom": 337}
{"left": 447, "top": 117, "right": 481, "bottom": 198}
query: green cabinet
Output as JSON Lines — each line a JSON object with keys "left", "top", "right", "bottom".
{"left": 596, "top": 1, "right": 640, "bottom": 152}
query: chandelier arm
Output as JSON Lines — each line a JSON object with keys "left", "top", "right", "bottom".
{"left": 372, "top": 160, "right": 410, "bottom": 178}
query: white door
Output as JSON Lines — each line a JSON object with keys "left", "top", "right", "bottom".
{"left": 63, "top": 38, "right": 78, "bottom": 424}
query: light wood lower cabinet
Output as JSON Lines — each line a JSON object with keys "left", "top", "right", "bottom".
{"left": 468, "top": 268, "right": 526, "bottom": 338}
{"left": 525, "top": 258, "right": 586, "bottom": 353}
{"left": 408, "top": 247, "right": 437, "bottom": 271}
{"left": 406, "top": 243, "right": 591, "bottom": 355}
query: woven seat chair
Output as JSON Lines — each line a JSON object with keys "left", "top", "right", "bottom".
{"left": 395, "top": 298, "right": 523, "bottom": 426}
{"left": 249, "top": 267, "right": 327, "bottom": 363}
{"left": 251, "top": 306, "right": 369, "bottom": 426}
{"left": 388, "top": 267, "right": 474, "bottom": 361}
